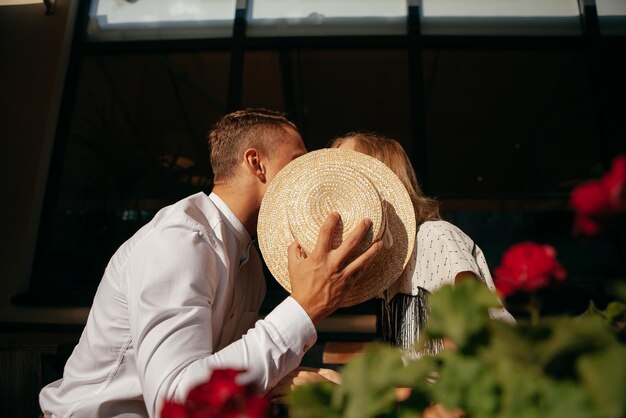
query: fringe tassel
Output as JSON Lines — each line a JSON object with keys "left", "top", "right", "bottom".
{"left": 376, "top": 289, "right": 444, "bottom": 360}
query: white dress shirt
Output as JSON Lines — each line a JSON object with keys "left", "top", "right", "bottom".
{"left": 40, "top": 192, "right": 317, "bottom": 418}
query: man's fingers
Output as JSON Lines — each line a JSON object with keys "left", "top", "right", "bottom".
{"left": 312, "top": 212, "right": 340, "bottom": 256}
{"left": 317, "top": 368, "right": 342, "bottom": 384}
{"left": 332, "top": 217, "right": 373, "bottom": 262}
{"left": 424, "top": 404, "right": 466, "bottom": 418}
{"left": 287, "top": 241, "right": 304, "bottom": 264}
{"left": 341, "top": 239, "right": 383, "bottom": 278}
{"left": 269, "top": 370, "right": 334, "bottom": 399}
{"left": 395, "top": 387, "right": 412, "bottom": 402}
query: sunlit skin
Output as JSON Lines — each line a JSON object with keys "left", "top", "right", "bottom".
{"left": 212, "top": 125, "right": 307, "bottom": 236}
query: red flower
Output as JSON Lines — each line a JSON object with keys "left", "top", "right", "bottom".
{"left": 494, "top": 242, "right": 567, "bottom": 297}
{"left": 571, "top": 154, "right": 626, "bottom": 236}
{"left": 161, "top": 400, "right": 189, "bottom": 418}
{"left": 573, "top": 214, "right": 601, "bottom": 236}
{"left": 243, "top": 395, "right": 271, "bottom": 418}
{"left": 603, "top": 155, "right": 626, "bottom": 203}
{"left": 160, "top": 369, "right": 270, "bottom": 418}
{"left": 187, "top": 369, "right": 247, "bottom": 412}
{"left": 571, "top": 180, "right": 613, "bottom": 216}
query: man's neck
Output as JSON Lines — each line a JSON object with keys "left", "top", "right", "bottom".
{"left": 211, "top": 182, "right": 260, "bottom": 237}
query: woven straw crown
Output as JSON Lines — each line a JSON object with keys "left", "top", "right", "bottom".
{"left": 258, "top": 148, "right": 416, "bottom": 307}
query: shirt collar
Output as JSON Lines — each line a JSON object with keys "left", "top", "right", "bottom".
{"left": 208, "top": 192, "right": 252, "bottom": 251}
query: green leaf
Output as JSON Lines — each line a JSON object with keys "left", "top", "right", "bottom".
{"left": 542, "top": 381, "right": 595, "bottom": 418}
{"left": 583, "top": 300, "right": 626, "bottom": 326}
{"left": 430, "top": 350, "right": 499, "bottom": 416}
{"left": 609, "top": 282, "right": 626, "bottom": 304}
{"left": 605, "top": 301, "right": 626, "bottom": 324}
{"left": 495, "top": 369, "right": 594, "bottom": 418}
{"left": 482, "top": 321, "right": 546, "bottom": 372}
{"left": 287, "top": 278, "right": 626, "bottom": 418}
{"left": 536, "top": 316, "right": 616, "bottom": 378}
{"left": 426, "top": 281, "right": 500, "bottom": 350}
{"left": 338, "top": 344, "right": 408, "bottom": 418}
{"left": 288, "top": 381, "right": 339, "bottom": 418}
{"left": 395, "top": 399, "right": 426, "bottom": 418}
{"left": 578, "top": 345, "right": 626, "bottom": 418}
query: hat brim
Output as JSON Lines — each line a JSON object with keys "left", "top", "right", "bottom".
{"left": 258, "top": 148, "right": 416, "bottom": 307}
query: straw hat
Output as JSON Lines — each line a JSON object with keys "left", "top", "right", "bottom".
{"left": 257, "top": 148, "right": 416, "bottom": 307}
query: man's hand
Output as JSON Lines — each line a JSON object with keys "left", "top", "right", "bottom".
{"left": 268, "top": 367, "right": 341, "bottom": 401}
{"left": 423, "top": 404, "right": 466, "bottom": 418}
{"left": 289, "top": 212, "right": 383, "bottom": 325}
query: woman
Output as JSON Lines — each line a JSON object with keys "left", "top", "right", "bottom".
{"left": 332, "top": 133, "right": 515, "bottom": 359}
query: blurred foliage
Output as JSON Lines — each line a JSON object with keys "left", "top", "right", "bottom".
{"left": 288, "top": 280, "right": 626, "bottom": 418}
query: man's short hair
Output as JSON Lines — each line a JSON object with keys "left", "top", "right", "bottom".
{"left": 208, "top": 108, "right": 297, "bottom": 181}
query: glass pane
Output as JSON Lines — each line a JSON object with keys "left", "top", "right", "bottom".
{"left": 241, "top": 51, "right": 285, "bottom": 111}
{"left": 596, "top": 0, "right": 626, "bottom": 15}
{"left": 596, "top": 0, "right": 626, "bottom": 35}
{"left": 295, "top": 49, "right": 411, "bottom": 150}
{"left": 423, "top": 49, "right": 602, "bottom": 195}
{"left": 423, "top": 0, "right": 580, "bottom": 17}
{"left": 87, "top": 0, "right": 236, "bottom": 41}
{"left": 252, "top": 0, "right": 406, "bottom": 18}
{"left": 421, "top": 0, "right": 581, "bottom": 36}
{"left": 29, "top": 52, "right": 230, "bottom": 304}
{"left": 247, "top": 0, "right": 407, "bottom": 37}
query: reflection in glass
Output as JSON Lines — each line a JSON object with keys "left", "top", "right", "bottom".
{"left": 421, "top": 0, "right": 581, "bottom": 36}
{"left": 422, "top": 0, "right": 579, "bottom": 17}
{"left": 251, "top": 0, "right": 406, "bottom": 19}
{"left": 596, "top": 0, "right": 626, "bottom": 35}
{"left": 247, "top": 0, "right": 407, "bottom": 37}
{"left": 88, "top": 0, "right": 237, "bottom": 41}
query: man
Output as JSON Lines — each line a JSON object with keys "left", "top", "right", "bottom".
{"left": 39, "top": 109, "right": 382, "bottom": 418}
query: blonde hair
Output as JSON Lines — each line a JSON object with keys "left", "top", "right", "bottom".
{"left": 331, "top": 133, "right": 441, "bottom": 225}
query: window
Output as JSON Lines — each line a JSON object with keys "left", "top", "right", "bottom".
{"left": 247, "top": 0, "right": 407, "bottom": 36}
{"left": 27, "top": 52, "right": 230, "bottom": 305}
{"left": 421, "top": 0, "right": 581, "bottom": 36}
{"left": 18, "top": 0, "right": 626, "bottom": 314}
{"left": 87, "top": 0, "right": 237, "bottom": 41}
{"left": 596, "top": 0, "right": 626, "bottom": 35}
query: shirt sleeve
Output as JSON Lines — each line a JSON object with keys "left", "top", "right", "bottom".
{"left": 124, "top": 223, "right": 317, "bottom": 418}
{"left": 416, "top": 222, "right": 482, "bottom": 293}
{"left": 422, "top": 223, "right": 516, "bottom": 324}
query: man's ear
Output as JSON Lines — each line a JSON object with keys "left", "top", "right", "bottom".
{"left": 243, "top": 148, "right": 267, "bottom": 182}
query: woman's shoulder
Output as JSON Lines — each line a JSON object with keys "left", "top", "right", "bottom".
{"left": 418, "top": 220, "right": 465, "bottom": 235}
{"left": 417, "top": 220, "right": 474, "bottom": 246}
